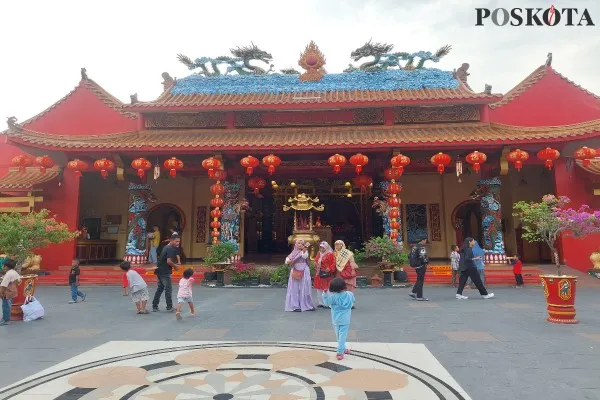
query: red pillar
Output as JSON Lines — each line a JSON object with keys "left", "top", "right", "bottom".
{"left": 554, "top": 158, "right": 599, "bottom": 272}
{"left": 37, "top": 170, "right": 81, "bottom": 270}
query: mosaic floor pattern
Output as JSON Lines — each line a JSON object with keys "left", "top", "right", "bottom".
{"left": 0, "top": 341, "right": 471, "bottom": 399}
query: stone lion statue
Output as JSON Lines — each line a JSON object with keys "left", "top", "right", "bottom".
{"left": 21, "top": 255, "right": 42, "bottom": 272}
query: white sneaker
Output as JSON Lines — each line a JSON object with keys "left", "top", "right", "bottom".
{"left": 482, "top": 293, "right": 495, "bottom": 299}
{"left": 455, "top": 294, "right": 468, "bottom": 300}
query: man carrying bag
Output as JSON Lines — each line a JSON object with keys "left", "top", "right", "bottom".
{"left": 409, "top": 235, "right": 429, "bottom": 301}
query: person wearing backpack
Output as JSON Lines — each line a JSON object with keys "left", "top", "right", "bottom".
{"left": 409, "top": 235, "right": 429, "bottom": 301}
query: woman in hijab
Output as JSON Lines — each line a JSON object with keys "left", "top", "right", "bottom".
{"left": 284, "top": 239, "right": 315, "bottom": 312}
{"left": 334, "top": 240, "right": 358, "bottom": 293}
{"left": 314, "top": 241, "right": 336, "bottom": 308}
{"left": 456, "top": 237, "right": 494, "bottom": 300}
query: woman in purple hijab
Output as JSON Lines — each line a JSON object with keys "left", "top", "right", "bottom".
{"left": 284, "top": 239, "right": 315, "bottom": 312}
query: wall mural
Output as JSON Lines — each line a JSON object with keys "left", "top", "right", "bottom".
{"left": 477, "top": 177, "right": 507, "bottom": 263}
{"left": 375, "top": 181, "right": 403, "bottom": 245}
{"left": 124, "top": 183, "right": 156, "bottom": 264}
{"left": 406, "top": 204, "right": 428, "bottom": 244}
{"left": 220, "top": 182, "right": 249, "bottom": 253}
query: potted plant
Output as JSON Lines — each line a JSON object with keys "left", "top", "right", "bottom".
{"left": 355, "top": 236, "right": 408, "bottom": 287}
{"left": 513, "top": 195, "right": 600, "bottom": 324}
{"left": 269, "top": 265, "right": 289, "bottom": 287}
{"left": 230, "top": 262, "right": 259, "bottom": 286}
{"left": 0, "top": 209, "right": 78, "bottom": 320}
{"left": 204, "top": 242, "right": 237, "bottom": 287}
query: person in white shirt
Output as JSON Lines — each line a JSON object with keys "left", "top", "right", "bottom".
{"left": 0, "top": 259, "right": 21, "bottom": 326}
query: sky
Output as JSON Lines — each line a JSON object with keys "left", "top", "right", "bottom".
{"left": 1, "top": 0, "right": 599, "bottom": 123}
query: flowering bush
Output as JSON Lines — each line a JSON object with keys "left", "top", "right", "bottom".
{"left": 204, "top": 242, "right": 237, "bottom": 265}
{"left": 354, "top": 236, "right": 408, "bottom": 270}
{"left": 230, "top": 261, "right": 258, "bottom": 281}
{"left": 513, "top": 195, "right": 600, "bottom": 275}
{"left": 0, "top": 209, "right": 79, "bottom": 271}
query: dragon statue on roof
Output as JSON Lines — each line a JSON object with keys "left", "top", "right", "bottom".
{"left": 344, "top": 40, "right": 452, "bottom": 72}
{"left": 177, "top": 43, "right": 274, "bottom": 76}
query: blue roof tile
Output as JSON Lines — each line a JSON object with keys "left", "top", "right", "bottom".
{"left": 171, "top": 69, "right": 459, "bottom": 96}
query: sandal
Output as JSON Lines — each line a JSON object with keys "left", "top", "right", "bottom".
{"left": 336, "top": 354, "right": 344, "bottom": 360}
{"left": 344, "top": 349, "right": 351, "bottom": 355}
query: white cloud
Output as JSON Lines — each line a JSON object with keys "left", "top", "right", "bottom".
{"left": 1, "top": 0, "right": 599, "bottom": 123}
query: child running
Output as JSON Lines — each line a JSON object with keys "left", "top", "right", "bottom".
{"left": 322, "top": 277, "right": 355, "bottom": 360}
{"left": 450, "top": 244, "right": 460, "bottom": 287}
{"left": 120, "top": 261, "right": 151, "bottom": 314}
{"left": 68, "top": 259, "right": 87, "bottom": 304}
{"left": 508, "top": 255, "right": 524, "bottom": 288}
{"left": 176, "top": 268, "right": 195, "bottom": 321}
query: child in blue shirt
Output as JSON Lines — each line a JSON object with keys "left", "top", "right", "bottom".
{"left": 322, "top": 277, "right": 355, "bottom": 360}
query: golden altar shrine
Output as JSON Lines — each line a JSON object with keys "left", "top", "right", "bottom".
{"left": 283, "top": 193, "right": 324, "bottom": 257}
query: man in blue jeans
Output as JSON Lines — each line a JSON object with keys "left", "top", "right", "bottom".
{"left": 152, "top": 234, "right": 181, "bottom": 312}
{"left": 1, "top": 259, "right": 21, "bottom": 326}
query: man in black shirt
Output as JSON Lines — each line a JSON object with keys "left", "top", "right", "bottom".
{"left": 152, "top": 234, "right": 181, "bottom": 312}
{"left": 409, "top": 235, "right": 429, "bottom": 301}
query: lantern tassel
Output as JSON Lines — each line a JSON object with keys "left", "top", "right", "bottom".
{"left": 246, "top": 167, "right": 253, "bottom": 175}
{"left": 268, "top": 165, "right": 275, "bottom": 175}
{"left": 437, "top": 165, "right": 445, "bottom": 174}
{"left": 101, "top": 170, "right": 108, "bottom": 179}
{"left": 170, "top": 169, "right": 176, "bottom": 178}
{"left": 334, "top": 165, "right": 341, "bottom": 174}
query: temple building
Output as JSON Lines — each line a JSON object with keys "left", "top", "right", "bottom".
{"left": 1, "top": 42, "right": 599, "bottom": 272}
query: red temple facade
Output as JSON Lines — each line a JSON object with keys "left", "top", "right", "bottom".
{"left": 1, "top": 43, "right": 599, "bottom": 272}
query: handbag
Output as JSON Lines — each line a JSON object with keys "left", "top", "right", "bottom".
{"left": 318, "top": 269, "right": 331, "bottom": 279}
{"left": 21, "top": 296, "right": 45, "bottom": 322}
{"left": 291, "top": 268, "right": 304, "bottom": 280}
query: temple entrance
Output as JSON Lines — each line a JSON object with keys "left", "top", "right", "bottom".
{"left": 452, "top": 200, "right": 482, "bottom": 247}
{"left": 147, "top": 203, "right": 186, "bottom": 259}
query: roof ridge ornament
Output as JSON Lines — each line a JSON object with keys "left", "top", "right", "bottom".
{"left": 6, "top": 116, "right": 19, "bottom": 131}
{"left": 484, "top": 84, "right": 492, "bottom": 95}
{"left": 546, "top": 52, "right": 553, "bottom": 67}
{"left": 177, "top": 43, "right": 274, "bottom": 77}
{"left": 130, "top": 94, "right": 138, "bottom": 104}
{"left": 80, "top": 68, "right": 88, "bottom": 80}
{"left": 344, "top": 41, "right": 451, "bottom": 72}
{"left": 453, "top": 63, "right": 470, "bottom": 83}
{"left": 298, "top": 41, "right": 326, "bottom": 82}
{"left": 161, "top": 72, "right": 175, "bottom": 91}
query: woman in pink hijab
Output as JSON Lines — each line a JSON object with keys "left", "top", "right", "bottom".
{"left": 284, "top": 239, "right": 315, "bottom": 312}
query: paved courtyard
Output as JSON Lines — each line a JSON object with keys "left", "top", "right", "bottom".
{"left": 1, "top": 284, "right": 600, "bottom": 399}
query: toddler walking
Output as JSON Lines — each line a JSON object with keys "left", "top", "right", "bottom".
{"left": 322, "top": 277, "right": 355, "bottom": 360}
{"left": 68, "top": 260, "right": 86, "bottom": 304}
{"left": 508, "top": 255, "right": 524, "bottom": 288}
{"left": 176, "top": 268, "right": 195, "bottom": 320}
{"left": 120, "top": 261, "right": 151, "bottom": 314}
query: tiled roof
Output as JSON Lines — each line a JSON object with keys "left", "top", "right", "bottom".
{"left": 0, "top": 167, "right": 60, "bottom": 190}
{"left": 490, "top": 65, "right": 600, "bottom": 109}
{"left": 127, "top": 72, "right": 500, "bottom": 109}
{"left": 6, "top": 120, "right": 600, "bottom": 151}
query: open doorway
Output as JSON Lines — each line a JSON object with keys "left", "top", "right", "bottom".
{"left": 452, "top": 200, "right": 482, "bottom": 247}
{"left": 147, "top": 203, "right": 186, "bottom": 261}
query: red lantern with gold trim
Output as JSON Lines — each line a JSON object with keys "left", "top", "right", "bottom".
{"left": 164, "top": 157, "right": 184, "bottom": 178}
{"left": 574, "top": 146, "right": 597, "bottom": 167}
{"left": 240, "top": 155, "right": 259, "bottom": 176}
{"left": 131, "top": 158, "right": 152, "bottom": 179}
{"left": 262, "top": 154, "right": 281, "bottom": 176}
{"left": 466, "top": 151, "right": 487, "bottom": 173}
{"left": 390, "top": 220, "right": 400, "bottom": 230}
{"left": 210, "top": 197, "right": 224, "bottom": 208}
{"left": 94, "top": 158, "right": 115, "bottom": 179}
{"left": 390, "top": 231, "right": 399, "bottom": 240}
{"left": 507, "top": 149, "right": 529, "bottom": 171}
{"left": 210, "top": 183, "right": 225, "bottom": 196}
{"left": 388, "top": 208, "right": 400, "bottom": 219}
{"left": 353, "top": 175, "right": 372, "bottom": 192}
{"left": 248, "top": 176, "right": 266, "bottom": 194}
{"left": 386, "top": 182, "right": 402, "bottom": 195}
{"left": 202, "top": 157, "right": 221, "bottom": 178}
{"left": 34, "top": 155, "right": 55, "bottom": 174}
{"left": 537, "top": 147, "right": 560, "bottom": 170}
{"left": 210, "top": 220, "right": 221, "bottom": 229}
{"left": 430, "top": 152, "right": 451, "bottom": 174}
{"left": 384, "top": 168, "right": 402, "bottom": 182}
{"left": 387, "top": 197, "right": 401, "bottom": 208}
{"left": 328, "top": 154, "right": 347, "bottom": 174}
{"left": 210, "top": 169, "right": 227, "bottom": 182}
{"left": 210, "top": 209, "right": 222, "bottom": 219}
{"left": 211, "top": 230, "right": 221, "bottom": 238}
{"left": 390, "top": 154, "right": 411, "bottom": 176}
{"left": 10, "top": 154, "right": 33, "bottom": 172}
{"left": 67, "top": 159, "right": 88, "bottom": 177}
{"left": 349, "top": 153, "right": 368, "bottom": 175}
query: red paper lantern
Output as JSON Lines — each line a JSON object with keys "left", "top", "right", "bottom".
{"left": 390, "top": 231, "right": 399, "bottom": 240}
{"left": 353, "top": 175, "right": 373, "bottom": 192}
{"left": 466, "top": 151, "right": 487, "bottom": 173}
{"left": 94, "top": 158, "right": 115, "bottom": 179}
{"left": 574, "top": 146, "right": 597, "bottom": 167}
{"left": 164, "top": 157, "right": 184, "bottom": 177}
{"left": 210, "top": 197, "right": 224, "bottom": 208}
{"left": 240, "top": 155, "right": 259, "bottom": 176}
{"left": 384, "top": 167, "right": 402, "bottom": 182}
{"left": 507, "top": 149, "right": 529, "bottom": 171}
{"left": 10, "top": 154, "right": 33, "bottom": 172}
{"left": 131, "top": 158, "right": 152, "bottom": 179}
{"left": 248, "top": 176, "right": 266, "bottom": 194}
{"left": 387, "top": 197, "right": 401, "bottom": 207}
{"left": 390, "top": 154, "right": 411, "bottom": 176}
{"left": 349, "top": 153, "right": 368, "bottom": 174}
{"left": 34, "top": 155, "right": 55, "bottom": 174}
{"left": 262, "top": 154, "right": 281, "bottom": 175}
{"left": 210, "top": 221, "right": 221, "bottom": 229}
{"left": 210, "top": 183, "right": 225, "bottom": 196}
{"left": 390, "top": 221, "right": 400, "bottom": 230}
{"left": 328, "top": 154, "right": 347, "bottom": 174}
{"left": 386, "top": 182, "right": 402, "bottom": 195}
{"left": 388, "top": 208, "right": 400, "bottom": 219}
{"left": 202, "top": 157, "right": 221, "bottom": 178}
{"left": 430, "top": 152, "right": 451, "bottom": 174}
{"left": 210, "top": 169, "right": 227, "bottom": 182}
{"left": 537, "top": 147, "right": 560, "bottom": 170}
{"left": 210, "top": 209, "right": 222, "bottom": 219}
{"left": 67, "top": 159, "right": 88, "bottom": 177}
{"left": 211, "top": 230, "right": 221, "bottom": 238}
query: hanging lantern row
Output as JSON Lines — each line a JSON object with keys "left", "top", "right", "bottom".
{"left": 10, "top": 154, "right": 33, "bottom": 172}
{"left": 67, "top": 159, "right": 89, "bottom": 177}
{"left": 386, "top": 180, "right": 402, "bottom": 241}
{"left": 390, "top": 154, "right": 411, "bottom": 176}
{"left": 209, "top": 170, "right": 225, "bottom": 244}
{"left": 574, "top": 146, "right": 597, "bottom": 167}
